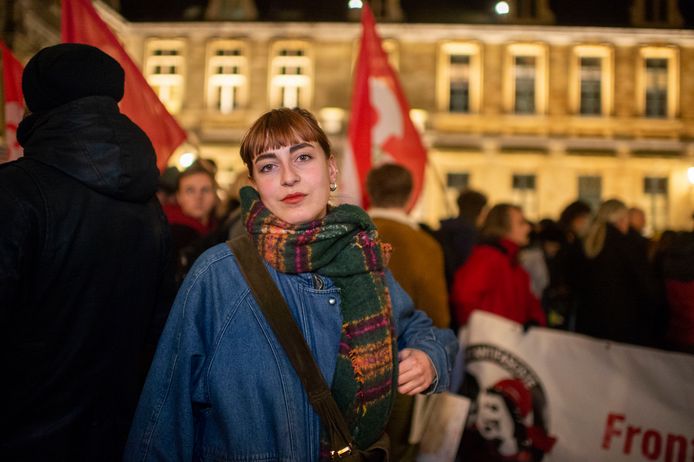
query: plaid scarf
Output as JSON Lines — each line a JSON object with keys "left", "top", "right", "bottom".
{"left": 241, "top": 187, "right": 396, "bottom": 450}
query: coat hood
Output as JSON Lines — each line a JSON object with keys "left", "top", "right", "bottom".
{"left": 17, "top": 95, "right": 159, "bottom": 202}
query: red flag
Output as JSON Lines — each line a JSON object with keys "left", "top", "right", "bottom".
{"left": 342, "top": 3, "right": 427, "bottom": 210}
{"left": 1, "top": 41, "right": 25, "bottom": 161}
{"left": 62, "top": 0, "right": 187, "bottom": 171}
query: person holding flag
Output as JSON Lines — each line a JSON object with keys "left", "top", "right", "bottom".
{"left": 0, "top": 43, "right": 174, "bottom": 460}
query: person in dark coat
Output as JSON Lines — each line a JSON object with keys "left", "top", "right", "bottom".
{"left": 574, "top": 199, "right": 659, "bottom": 347}
{"left": 659, "top": 231, "right": 694, "bottom": 353}
{"left": 546, "top": 200, "right": 593, "bottom": 330}
{"left": 435, "top": 189, "right": 488, "bottom": 330}
{"left": 435, "top": 189, "right": 488, "bottom": 289}
{"left": 0, "top": 44, "right": 174, "bottom": 460}
{"left": 627, "top": 206, "right": 651, "bottom": 259}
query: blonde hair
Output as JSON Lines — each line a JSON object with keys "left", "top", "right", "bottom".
{"left": 583, "top": 199, "right": 628, "bottom": 258}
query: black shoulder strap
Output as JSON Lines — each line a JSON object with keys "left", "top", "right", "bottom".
{"left": 227, "top": 235, "right": 356, "bottom": 458}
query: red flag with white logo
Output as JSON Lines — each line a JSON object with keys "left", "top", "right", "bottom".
{"left": 342, "top": 3, "right": 427, "bottom": 210}
{"left": 1, "top": 41, "right": 25, "bottom": 161}
{"left": 62, "top": 0, "right": 187, "bottom": 171}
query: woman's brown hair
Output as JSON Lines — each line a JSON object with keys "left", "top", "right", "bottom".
{"left": 239, "top": 107, "right": 331, "bottom": 176}
{"left": 481, "top": 203, "right": 521, "bottom": 240}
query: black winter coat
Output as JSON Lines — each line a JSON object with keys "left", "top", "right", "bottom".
{"left": 574, "top": 224, "right": 660, "bottom": 347}
{"left": 0, "top": 96, "right": 174, "bottom": 460}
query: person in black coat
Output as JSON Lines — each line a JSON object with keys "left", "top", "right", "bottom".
{"left": 0, "top": 44, "right": 175, "bottom": 460}
{"left": 574, "top": 199, "right": 660, "bottom": 347}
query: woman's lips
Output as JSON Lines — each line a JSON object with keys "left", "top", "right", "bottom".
{"left": 281, "top": 193, "right": 306, "bottom": 204}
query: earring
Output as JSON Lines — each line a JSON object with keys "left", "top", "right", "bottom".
{"left": 330, "top": 182, "right": 337, "bottom": 192}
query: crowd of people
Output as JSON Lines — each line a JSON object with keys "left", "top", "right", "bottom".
{"left": 438, "top": 190, "right": 694, "bottom": 353}
{"left": 2, "top": 43, "right": 693, "bottom": 461}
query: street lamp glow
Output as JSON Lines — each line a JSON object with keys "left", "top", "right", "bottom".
{"left": 179, "top": 152, "right": 197, "bottom": 169}
{"left": 348, "top": 0, "right": 363, "bottom": 9}
{"left": 495, "top": 1, "right": 510, "bottom": 15}
{"left": 688, "top": 167, "right": 694, "bottom": 185}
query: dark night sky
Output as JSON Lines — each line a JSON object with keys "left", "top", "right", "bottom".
{"left": 121, "top": 0, "right": 694, "bottom": 28}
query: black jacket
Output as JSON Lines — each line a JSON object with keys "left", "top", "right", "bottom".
{"left": 435, "top": 216, "right": 479, "bottom": 289}
{"left": 574, "top": 224, "right": 660, "bottom": 347}
{"left": 0, "top": 96, "right": 174, "bottom": 460}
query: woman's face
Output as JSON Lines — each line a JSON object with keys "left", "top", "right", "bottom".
{"left": 505, "top": 208, "right": 531, "bottom": 246}
{"left": 251, "top": 141, "right": 337, "bottom": 225}
{"left": 176, "top": 172, "right": 217, "bottom": 223}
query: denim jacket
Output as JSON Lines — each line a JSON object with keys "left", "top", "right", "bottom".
{"left": 125, "top": 243, "right": 458, "bottom": 461}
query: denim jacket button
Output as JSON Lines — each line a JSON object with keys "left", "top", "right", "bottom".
{"left": 328, "top": 297, "right": 337, "bottom": 305}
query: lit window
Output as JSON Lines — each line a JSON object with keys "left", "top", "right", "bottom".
{"left": 145, "top": 39, "right": 186, "bottom": 114}
{"left": 578, "top": 175, "right": 601, "bottom": 212}
{"left": 579, "top": 58, "right": 602, "bottom": 115}
{"left": 447, "top": 172, "right": 470, "bottom": 191}
{"left": 638, "top": 47, "right": 678, "bottom": 119}
{"left": 207, "top": 40, "right": 248, "bottom": 114}
{"left": 505, "top": 44, "right": 547, "bottom": 115}
{"left": 643, "top": 176, "right": 669, "bottom": 231}
{"left": 512, "top": 173, "right": 538, "bottom": 219}
{"left": 438, "top": 42, "right": 482, "bottom": 114}
{"left": 450, "top": 56, "right": 471, "bottom": 113}
{"left": 270, "top": 41, "right": 312, "bottom": 108}
{"left": 645, "top": 58, "right": 668, "bottom": 118}
{"left": 570, "top": 45, "right": 613, "bottom": 117}
{"left": 514, "top": 56, "right": 536, "bottom": 114}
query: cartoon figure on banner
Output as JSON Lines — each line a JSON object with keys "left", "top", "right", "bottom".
{"left": 457, "top": 344, "right": 557, "bottom": 462}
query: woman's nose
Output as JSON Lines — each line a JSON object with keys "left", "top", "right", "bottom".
{"left": 281, "top": 165, "right": 300, "bottom": 186}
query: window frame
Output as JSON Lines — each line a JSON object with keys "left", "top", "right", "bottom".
{"left": 569, "top": 45, "right": 614, "bottom": 117}
{"left": 636, "top": 46, "right": 679, "bottom": 119}
{"left": 436, "top": 41, "right": 482, "bottom": 114}
{"left": 268, "top": 40, "right": 313, "bottom": 109}
{"left": 504, "top": 43, "right": 548, "bottom": 115}
{"left": 205, "top": 39, "right": 249, "bottom": 114}
{"left": 144, "top": 38, "right": 186, "bottom": 114}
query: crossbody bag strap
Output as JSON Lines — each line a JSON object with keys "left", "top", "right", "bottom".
{"left": 227, "top": 235, "right": 356, "bottom": 459}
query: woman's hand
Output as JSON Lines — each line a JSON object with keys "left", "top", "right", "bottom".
{"left": 397, "top": 348, "right": 436, "bottom": 395}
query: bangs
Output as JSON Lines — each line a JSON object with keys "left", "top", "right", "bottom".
{"left": 254, "top": 117, "right": 318, "bottom": 156}
{"left": 240, "top": 108, "right": 330, "bottom": 171}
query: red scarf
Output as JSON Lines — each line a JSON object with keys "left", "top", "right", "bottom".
{"left": 163, "top": 203, "right": 215, "bottom": 235}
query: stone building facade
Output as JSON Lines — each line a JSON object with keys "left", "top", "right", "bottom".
{"left": 3, "top": 0, "right": 694, "bottom": 230}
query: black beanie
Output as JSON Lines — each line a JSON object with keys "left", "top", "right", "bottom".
{"left": 22, "top": 43, "right": 125, "bottom": 113}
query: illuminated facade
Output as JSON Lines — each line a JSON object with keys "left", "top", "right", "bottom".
{"left": 3, "top": 0, "right": 694, "bottom": 231}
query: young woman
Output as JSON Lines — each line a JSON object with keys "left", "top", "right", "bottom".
{"left": 125, "top": 108, "right": 457, "bottom": 461}
{"left": 450, "top": 203, "right": 547, "bottom": 327}
{"left": 163, "top": 161, "right": 219, "bottom": 283}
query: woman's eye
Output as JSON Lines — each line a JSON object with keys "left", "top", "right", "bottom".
{"left": 258, "top": 164, "right": 275, "bottom": 173}
{"left": 297, "top": 153, "right": 312, "bottom": 162}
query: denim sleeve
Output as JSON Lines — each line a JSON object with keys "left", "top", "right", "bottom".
{"left": 386, "top": 270, "right": 459, "bottom": 393}
{"left": 124, "top": 268, "right": 211, "bottom": 461}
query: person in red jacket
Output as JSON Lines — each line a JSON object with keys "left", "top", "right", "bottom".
{"left": 451, "top": 203, "right": 547, "bottom": 327}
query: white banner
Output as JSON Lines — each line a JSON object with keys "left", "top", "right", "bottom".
{"left": 455, "top": 311, "right": 694, "bottom": 462}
